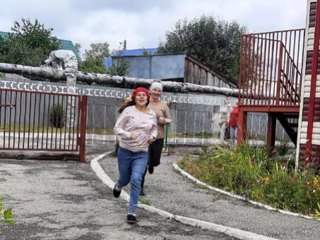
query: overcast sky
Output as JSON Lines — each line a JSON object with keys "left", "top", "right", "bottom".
{"left": 0, "top": 0, "right": 307, "bottom": 56}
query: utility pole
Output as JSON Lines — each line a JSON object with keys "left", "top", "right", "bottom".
{"left": 123, "top": 40, "right": 127, "bottom": 50}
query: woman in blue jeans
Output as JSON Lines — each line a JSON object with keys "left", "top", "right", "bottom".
{"left": 113, "top": 87, "right": 157, "bottom": 224}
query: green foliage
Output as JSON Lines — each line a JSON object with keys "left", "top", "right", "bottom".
{"left": 84, "top": 42, "right": 110, "bottom": 60}
{"left": 107, "top": 59, "right": 129, "bottom": 76}
{"left": 158, "top": 15, "right": 247, "bottom": 82}
{"left": 79, "top": 42, "right": 110, "bottom": 73}
{"left": 105, "top": 41, "right": 130, "bottom": 76}
{"left": 49, "top": 104, "right": 65, "bottom": 128}
{"left": 275, "top": 142, "right": 290, "bottom": 156}
{"left": 139, "top": 197, "right": 151, "bottom": 205}
{"left": 0, "top": 198, "right": 15, "bottom": 224}
{"left": 180, "top": 144, "right": 320, "bottom": 217}
{"left": 140, "top": 48, "right": 154, "bottom": 56}
{"left": 0, "top": 18, "right": 60, "bottom": 66}
{"left": 79, "top": 57, "right": 106, "bottom": 73}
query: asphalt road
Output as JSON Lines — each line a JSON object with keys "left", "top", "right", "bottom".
{"left": 1, "top": 149, "right": 320, "bottom": 240}
{"left": 0, "top": 157, "right": 237, "bottom": 240}
{"left": 99, "top": 152, "right": 320, "bottom": 240}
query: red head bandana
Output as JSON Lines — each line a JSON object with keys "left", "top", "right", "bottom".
{"left": 131, "top": 87, "right": 150, "bottom": 100}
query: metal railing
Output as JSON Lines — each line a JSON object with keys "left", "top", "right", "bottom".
{"left": 239, "top": 29, "right": 305, "bottom": 106}
{"left": 0, "top": 88, "right": 87, "bottom": 161}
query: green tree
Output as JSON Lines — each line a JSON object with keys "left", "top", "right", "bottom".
{"left": 158, "top": 16, "right": 247, "bottom": 82}
{"left": 0, "top": 18, "right": 60, "bottom": 66}
{"left": 79, "top": 42, "right": 110, "bottom": 73}
{"left": 107, "top": 59, "right": 129, "bottom": 76}
{"left": 80, "top": 57, "right": 107, "bottom": 74}
{"left": 84, "top": 42, "right": 110, "bottom": 60}
{"left": 106, "top": 45, "right": 129, "bottom": 76}
{"left": 74, "top": 42, "right": 82, "bottom": 57}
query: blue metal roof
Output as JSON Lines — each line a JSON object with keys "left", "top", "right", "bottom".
{"left": 104, "top": 48, "right": 158, "bottom": 69}
{"left": 114, "top": 48, "right": 158, "bottom": 56}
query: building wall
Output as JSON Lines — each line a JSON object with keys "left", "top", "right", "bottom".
{"left": 297, "top": 0, "right": 320, "bottom": 163}
{"left": 113, "top": 54, "right": 186, "bottom": 80}
{"left": 113, "top": 54, "right": 236, "bottom": 88}
{"left": 184, "top": 56, "right": 236, "bottom": 88}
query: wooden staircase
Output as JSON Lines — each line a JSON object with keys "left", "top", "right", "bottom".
{"left": 238, "top": 28, "right": 305, "bottom": 149}
{"left": 276, "top": 112, "right": 299, "bottom": 145}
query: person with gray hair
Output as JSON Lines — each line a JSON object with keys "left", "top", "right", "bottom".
{"left": 140, "top": 81, "right": 172, "bottom": 196}
{"left": 219, "top": 97, "right": 231, "bottom": 145}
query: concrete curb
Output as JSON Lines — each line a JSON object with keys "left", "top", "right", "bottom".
{"left": 173, "top": 162, "right": 318, "bottom": 221}
{"left": 90, "top": 152, "right": 278, "bottom": 240}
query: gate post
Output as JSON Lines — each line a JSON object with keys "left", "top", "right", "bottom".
{"left": 79, "top": 95, "right": 87, "bottom": 162}
{"left": 237, "top": 107, "right": 247, "bottom": 144}
{"left": 266, "top": 113, "right": 276, "bottom": 155}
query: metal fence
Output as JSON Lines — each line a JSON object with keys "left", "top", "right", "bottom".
{"left": 0, "top": 77, "right": 291, "bottom": 159}
{"left": 0, "top": 87, "right": 87, "bottom": 161}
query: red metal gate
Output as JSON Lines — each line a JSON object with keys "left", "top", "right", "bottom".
{"left": 0, "top": 88, "right": 87, "bottom": 161}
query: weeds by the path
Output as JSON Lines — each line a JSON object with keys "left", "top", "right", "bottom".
{"left": 0, "top": 197, "right": 14, "bottom": 224}
{"left": 180, "top": 144, "right": 320, "bottom": 218}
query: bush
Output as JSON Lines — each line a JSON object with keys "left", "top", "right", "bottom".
{"left": 49, "top": 104, "right": 65, "bottom": 128}
{"left": 0, "top": 197, "right": 15, "bottom": 224}
{"left": 180, "top": 144, "right": 320, "bottom": 217}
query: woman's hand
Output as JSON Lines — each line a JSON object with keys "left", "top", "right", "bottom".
{"left": 147, "top": 135, "right": 156, "bottom": 144}
{"left": 164, "top": 118, "right": 172, "bottom": 124}
{"left": 159, "top": 117, "right": 172, "bottom": 124}
{"left": 130, "top": 131, "right": 140, "bottom": 140}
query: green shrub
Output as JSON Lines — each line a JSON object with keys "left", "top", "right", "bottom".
{"left": 49, "top": 104, "right": 65, "bottom": 128}
{"left": 0, "top": 197, "right": 15, "bottom": 224}
{"left": 275, "top": 142, "right": 290, "bottom": 156}
{"left": 180, "top": 144, "right": 320, "bottom": 217}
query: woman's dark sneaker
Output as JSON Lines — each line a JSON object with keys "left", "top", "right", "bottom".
{"left": 113, "top": 184, "right": 122, "bottom": 198}
{"left": 127, "top": 214, "right": 137, "bottom": 224}
{"left": 140, "top": 189, "right": 145, "bottom": 196}
{"left": 148, "top": 165, "right": 154, "bottom": 174}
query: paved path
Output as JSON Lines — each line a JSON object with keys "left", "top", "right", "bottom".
{"left": 1, "top": 150, "right": 320, "bottom": 240}
{"left": 0, "top": 157, "right": 236, "bottom": 240}
{"left": 98, "top": 152, "right": 320, "bottom": 240}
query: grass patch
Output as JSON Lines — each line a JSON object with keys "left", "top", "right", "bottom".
{"left": 180, "top": 144, "right": 320, "bottom": 218}
{"left": 139, "top": 197, "right": 151, "bottom": 205}
{"left": 197, "top": 185, "right": 209, "bottom": 190}
{"left": 0, "top": 197, "right": 15, "bottom": 224}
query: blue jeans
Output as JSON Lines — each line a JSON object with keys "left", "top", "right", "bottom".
{"left": 117, "top": 147, "right": 148, "bottom": 214}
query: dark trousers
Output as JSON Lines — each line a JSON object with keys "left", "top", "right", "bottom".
{"left": 140, "top": 139, "right": 164, "bottom": 192}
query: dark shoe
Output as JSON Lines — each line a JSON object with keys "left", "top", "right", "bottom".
{"left": 127, "top": 214, "right": 137, "bottom": 224}
{"left": 148, "top": 165, "right": 154, "bottom": 174}
{"left": 113, "top": 184, "right": 122, "bottom": 198}
{"left": 140, "top": 190, "right": 145, "bottom": 196}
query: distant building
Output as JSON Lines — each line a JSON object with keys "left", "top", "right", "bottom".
{"left": 104, "top": 48, "right": 157, "bottom": 69}
{"left": 116, "top": 48, "right": 158, "bottom": 56}
{"left": 107, "top": 49, "right": 236, "bottom": 88}
{"left": 0, "top": 31, "right": 81, "bottom": 63}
